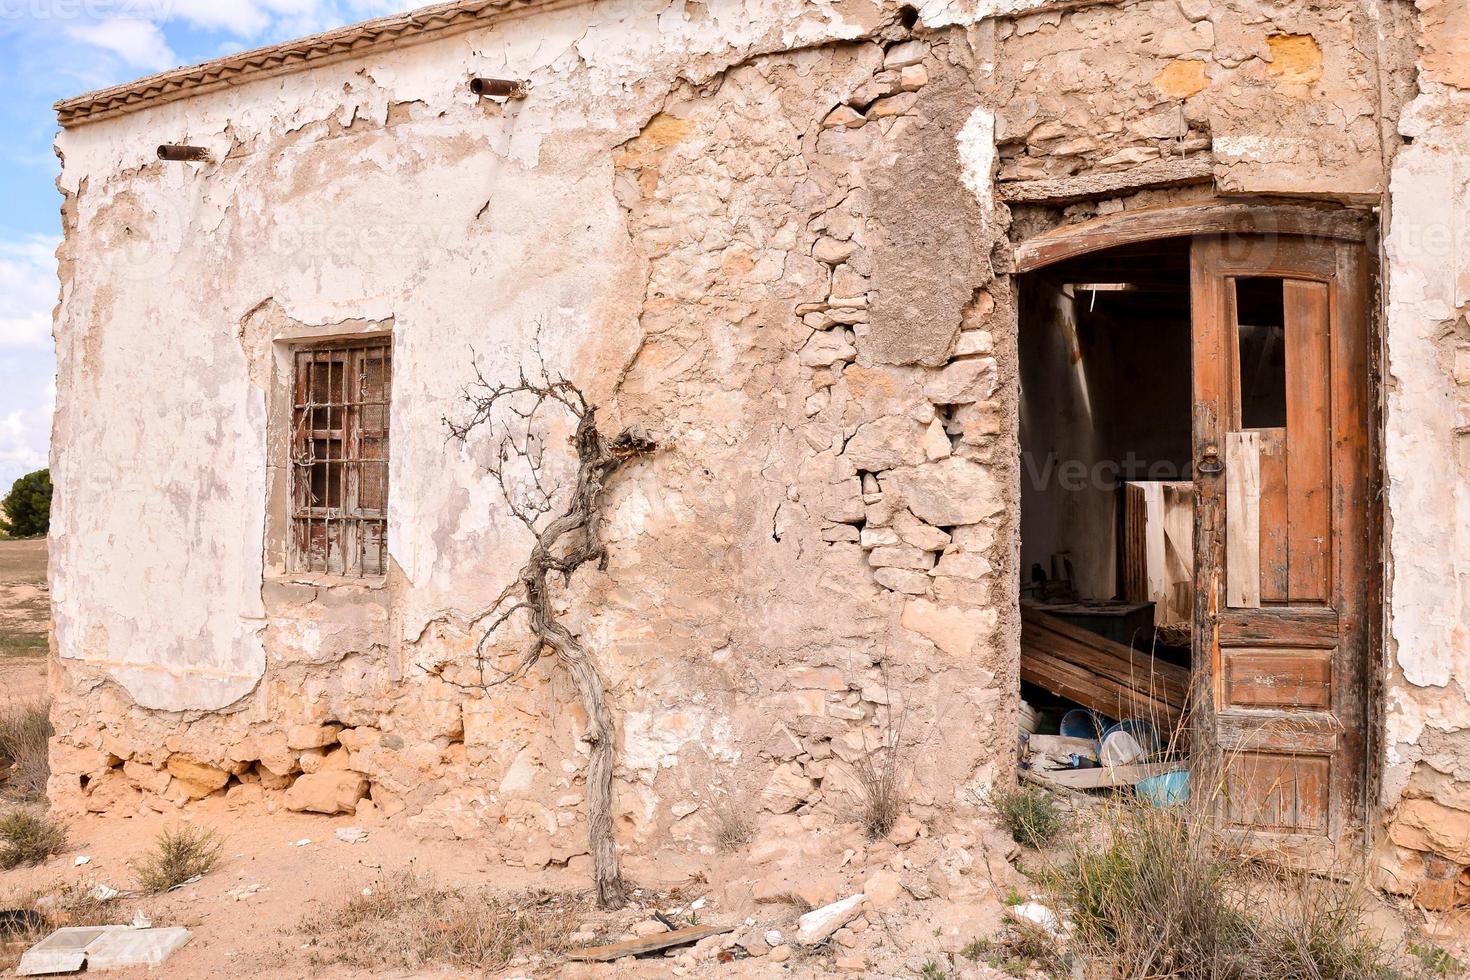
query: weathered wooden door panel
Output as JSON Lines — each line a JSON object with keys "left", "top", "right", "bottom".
{"left": 1191, "top": 234, "right": 1371, "bottom": 863}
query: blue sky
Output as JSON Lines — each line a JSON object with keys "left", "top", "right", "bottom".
{"left": 0, "top": 0, "right": 416, "bottom": 491}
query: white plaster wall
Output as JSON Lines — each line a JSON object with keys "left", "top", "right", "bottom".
{"left": 1381, "top": 74, "right": 1470, "bottom": 800}
{"left": 50, "top": 0, "right": 1049, "bottom": 711}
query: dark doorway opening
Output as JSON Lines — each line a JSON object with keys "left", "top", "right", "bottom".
{"left": 1016, "top": 237, "right": 1195, "bottom": 782}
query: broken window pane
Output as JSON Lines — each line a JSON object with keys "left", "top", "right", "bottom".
{"left": 1235, "top": 277, "right": 1287, "bottom": 430}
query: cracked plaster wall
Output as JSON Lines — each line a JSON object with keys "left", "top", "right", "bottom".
{"left": 41, "top": 0, "right": 1470, "bottom": 895}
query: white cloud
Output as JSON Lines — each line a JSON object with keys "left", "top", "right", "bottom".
{"left": 0, "top": 237, "right": 59, "bottom": 353}
{"left": 58, "top": 2, "right": 418, "bottom": 68}
{"left": 67, "top": 17, "right": 177, "bottom": 71}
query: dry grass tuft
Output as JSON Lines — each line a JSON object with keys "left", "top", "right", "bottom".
{"left": 299, "top": 869, "right": 585, "bottom": 973}
{"left": 984, "top": 782, "right": 1070, "bottom": 849}
{"left": 847, "top": 696, "right": 906, "bottom": 841}
{"left": 708, "top": 792, "right": 755, "bottom": 852}
{"left": 0, "top": 808, "right": 66, "bottom": 869}
{"left": 133, "top": 825, "right": 222, "bottom": 893}
{"left": 962, "top": 919, "right": 1068, "bottom": 976}
{"left": 1038, "top": 792, "right": 1426, "bottom": 980}
{"left": 0, "top": 700, "right": 51, "bottom": 801}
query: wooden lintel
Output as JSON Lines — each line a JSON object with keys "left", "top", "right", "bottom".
{"left": 1011, "top": 200, "right": 1375, "bottom": 274}
{"left": 1001, "top": 153, "right": 1215, "bottom": 205}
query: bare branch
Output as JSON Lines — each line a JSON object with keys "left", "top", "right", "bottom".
{"left": 444, "top": 331, "right": 657, "bottom": 909}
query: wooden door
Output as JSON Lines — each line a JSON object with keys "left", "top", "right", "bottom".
{"left": 1191, "top": 233, "right": 1372, "bottom": 865}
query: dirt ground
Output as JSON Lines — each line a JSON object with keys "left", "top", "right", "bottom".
{"left": 0, "top": 537, "right": 48, "bottom": 708}
{"left": 1, "top": 807, "right": 788, "bottom": 979}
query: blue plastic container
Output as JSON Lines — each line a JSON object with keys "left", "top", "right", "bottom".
{"left": 1136, "top": 769, "right": 1190, "bottom": 807}
{"left": 1059, "top": 709, "right": 1111, "bottom": 741}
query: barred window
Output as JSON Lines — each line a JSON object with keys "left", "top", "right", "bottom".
{"left": 290, "top": 339, "right": 391, "bottom": 576}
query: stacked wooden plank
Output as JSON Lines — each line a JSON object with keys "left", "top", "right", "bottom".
{"left": 1123, "top": 481, "right": 1194, "bottom": 627}
{"left": 1021, "top": 605, "right": 1189, "bottom": 729}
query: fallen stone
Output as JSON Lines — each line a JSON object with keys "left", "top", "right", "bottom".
{"left": 888, "top": 814, "right": 922, "bottom": 845}
{"left": 335, "top": 826, "right": 368, "bottom": 844}
{"left": 796, "top": 893, "right": 865, "bottom": 945}
{"left": 863, "top": 869, "right": 903, "bottom": 910}
{"left": 631, "top": 919, "right": 668, "bottom": 938}
{"left": 283, "top": 772, "right": 369, "bottom": 815}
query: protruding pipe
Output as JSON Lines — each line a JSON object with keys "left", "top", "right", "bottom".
{"left": 157, "top": 144, "right": 210, "bottom": 162}
{"left": 469, "top": 77, "right": 527, "bottom": 100}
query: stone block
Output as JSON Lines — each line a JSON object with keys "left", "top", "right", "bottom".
{"left": 874, "top": 568, "right": 930, "bottom": 595}
{"left": 883, "top": 40, "right": 927, "bottom": 68}
{"left": 923, "top": 358, "right": 996, "bottom": 404}
{"left": 283, "top": 771, "right": 369, "bottom": 815}
{"left": 867, "top": 546, "right": 935, "bottom": 571}
{"left": 761, "top": 763, "right": 817, "bottom": 813}
{"left": 954, "top": 330, "right": 992, "bottom": 356}
{"left": 791, "top": 666, "right": 847, "bottom": 691}
{"left": 165, "top": 756, "right": 229, "bottom": 800}
{"left": 823, "top": 106, "right": 865, "bottom": 129}
{"left": 286, "top": 723, "right": 342, "bottom": 751}
{"left": 813, "top": 237, "right": 857, "bottom": 265}
{"left": 901, "top": 599, "right": 998, "bottom": 657}
{"left": 1389, "top": 798, "right": 1470, "bottom": 864}
{"left": 800, "top": 330, "right": 857, "bottom": 368}
{"left": 894, "top": 458, "right": 1004, "bottom": 527}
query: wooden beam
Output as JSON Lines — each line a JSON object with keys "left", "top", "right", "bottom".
{"left": 565, "top": 924, "right": 735, "bottom": 962}
{"left": 1001, "top": 153, "right": 1215, "bottom": 205}
{"left": 1027, "top": 762, "right": 1180, "bottom": 790}
{"left": 1020, "top": 607, "right": 1190, "bottom": 728}
{"left": 1012, "top": 200, "right": 1374, "bottom": 274}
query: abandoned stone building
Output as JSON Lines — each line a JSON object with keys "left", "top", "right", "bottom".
{"left": 42, "top": 0, "right": 1470, "bottom": 909}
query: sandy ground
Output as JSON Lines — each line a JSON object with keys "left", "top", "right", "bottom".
{"left": 0, "top": 538, "right": 48, "bottom": 708}
{"left": 0, "top": 807, "right": 881, "bottom": 979}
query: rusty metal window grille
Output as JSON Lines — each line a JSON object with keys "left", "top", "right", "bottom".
{"left": 289, "top": 339, "right": 391, "bottom": 576}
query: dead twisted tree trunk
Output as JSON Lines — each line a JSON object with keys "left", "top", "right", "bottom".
{"left": 447, "top": 361, "right": 655, "bottom": 909}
